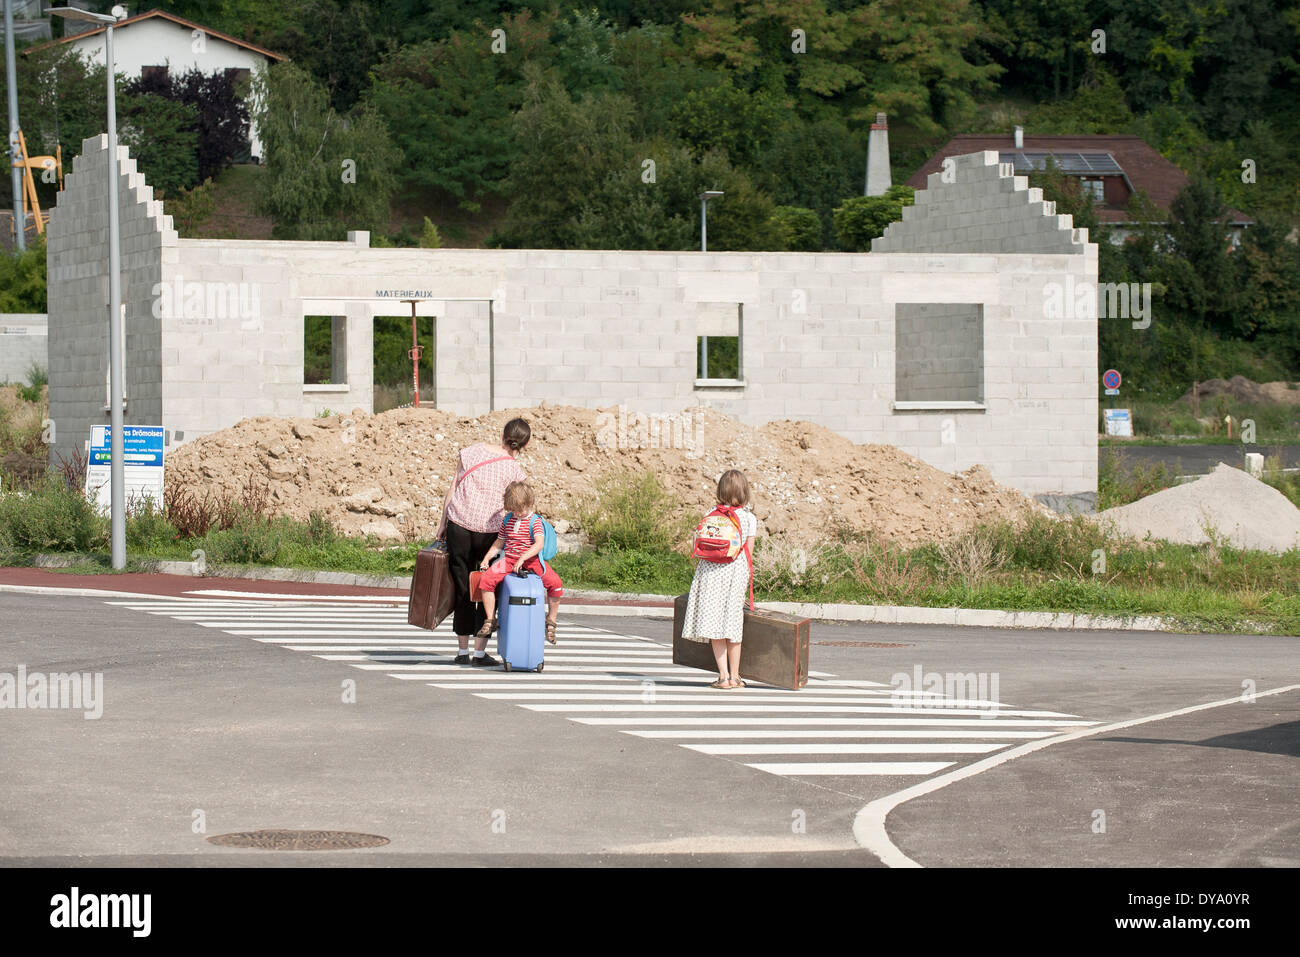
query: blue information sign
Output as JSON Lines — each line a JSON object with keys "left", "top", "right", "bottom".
{"left": 89, "top": 425, "right": 164, "bottom": 466}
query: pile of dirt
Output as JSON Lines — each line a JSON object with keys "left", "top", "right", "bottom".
{"left": 1095, "top": 463, "right": 1300, "bottom": 553}
{"left": 164, "top": 404, "right": 1053, "bottom": 545}
{"left": 1179, "top": 376, "right": 1300, "bottom": 407}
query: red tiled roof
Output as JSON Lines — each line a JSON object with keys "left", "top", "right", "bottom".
{"left": 906, "top": 134, "right": 1252, "bottom": 225}
{"left": 25, "top": 8, "right": 286, "bottom": 62}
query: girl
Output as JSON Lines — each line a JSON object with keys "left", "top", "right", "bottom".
{"left": 476, "top": 481, "right": 564, "bottom": 645}
{"left": 680, "top": 469, "right": 756, "bottom": 689}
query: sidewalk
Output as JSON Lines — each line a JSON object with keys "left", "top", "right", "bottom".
{"left": 0, "top": 561, "right": 1173, "bottom": 630}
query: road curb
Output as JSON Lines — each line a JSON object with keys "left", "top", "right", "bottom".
{"left": 16, "top": 557, "right": 1180, "bottom": 630}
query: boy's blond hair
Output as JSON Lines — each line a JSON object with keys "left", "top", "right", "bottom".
{"left": 716, "top": 469, "right": 750, "bottom": 507}
{"left": 503, "top": 481, "right": 535, "bottom": 515}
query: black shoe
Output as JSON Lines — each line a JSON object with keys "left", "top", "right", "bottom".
{"left": 453, "top": 653, "right": 471, "bottom": 665}
{"left": 471, "top": 654, "right": 499, "bottom": 667}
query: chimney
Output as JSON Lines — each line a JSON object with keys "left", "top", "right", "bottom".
{"left": 1014, "top": 125, "right": 1024, "bottom": 149}
{"left": 865, "top": 112, "right": 891, "bottom": 196}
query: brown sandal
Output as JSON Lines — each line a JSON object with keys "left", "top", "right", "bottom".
{"left": 709, "top": 678, "right": 731, "bottom": 689}
{"left": 545, "top": 621, "right": 557, "bottom": 645}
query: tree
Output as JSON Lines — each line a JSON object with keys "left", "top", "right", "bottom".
{"left": 118, "top": 93, "right": 200, "bottom": 198}
{"left": 491, "top": 64, "right": 637, "bottom": 248}
{"left": 0, "top": 235, "right": 46, "bottom": 311}
{"left": 364, "top": 11, "right": 554, "bottom": 210}
{"left": 833, "top": 185, "right": 915, "bottom": 251}
{"left": 769, "top": 205, "right": 822, "bottom": 251}
{"left": 126, "top": 67, "right": 248, "bottom": 184}
{"left": 251, "top": 62, "right": 400, "bottom": 240}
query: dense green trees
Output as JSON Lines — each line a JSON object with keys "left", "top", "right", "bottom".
{"left": 13, "top": 0, "right": 1300, "bottom": 392}
{"left": 250, "top": 63, "right": 400, "bottom": 240}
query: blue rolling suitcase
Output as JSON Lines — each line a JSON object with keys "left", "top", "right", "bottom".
{"left": 497, "top": 570, "right": 546, "bottom": 672}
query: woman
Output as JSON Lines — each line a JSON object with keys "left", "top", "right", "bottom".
{"left": 435, "top": 418, "right": 531, "bottom": 666}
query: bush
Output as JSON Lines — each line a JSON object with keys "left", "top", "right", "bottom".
{"left": 833, "top": 185, "right": 914, "bottom": 251}
{"left": 985, "top": 512, "right": 1112, "bottom": 573}
{"left": 200, "top": 515, "right": 312, "bottom": 566}
{"left": 0, "top": 481, "right": 106, "bottom": 553}
{"left": 768, "top": 205, "right": 822, "bottom": 252}
{"left": 1098, "top": 448, "right": 1176, "bottom": 509}
{"left": 577, "top": 470, "right": 692, "bottom": 551}
{"left": 126, "top": 497, "right": 180, "bottom": 550}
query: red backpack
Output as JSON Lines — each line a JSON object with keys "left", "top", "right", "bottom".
{"left": 692, "top": 505, "right": 754, "bottom": 609}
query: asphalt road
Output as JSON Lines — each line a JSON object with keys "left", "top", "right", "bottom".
{"left": 1, "top": 590, "right": 1296, "bottom": 868}
{"left": 1107, "top": 443, "right": 1300, "bottom": 476}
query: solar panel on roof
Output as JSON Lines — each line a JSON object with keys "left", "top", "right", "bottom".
{"left": 1000, "top": 151, "right": 1124, "bottom": 174}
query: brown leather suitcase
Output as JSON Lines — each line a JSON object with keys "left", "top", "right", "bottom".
{"left": 407, "top": 544, "right": 456, "bottom": 630}
{"left": 672, "top": 595, "right": 811, "bottom": 690}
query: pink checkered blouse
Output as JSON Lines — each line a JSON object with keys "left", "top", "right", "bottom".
{"left": 444, "top": 443, "right": 527, "bottom": 534}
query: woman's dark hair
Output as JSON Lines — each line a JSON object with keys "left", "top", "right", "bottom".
{"left": 503, "top": 418, "right": 531, "bottom": 452}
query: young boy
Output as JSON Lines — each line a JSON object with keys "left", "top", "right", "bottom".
{"left": 475, "top": 481, "right": 563, "bottom": 645}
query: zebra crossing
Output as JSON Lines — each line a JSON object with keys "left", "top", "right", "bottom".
{"left": 109, "top": 595, "right": 1098, "bottom": 781}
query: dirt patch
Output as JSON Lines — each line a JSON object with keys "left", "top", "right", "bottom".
{"left": 1095, "top": 463, "right": 1300, "bottom": 553}
{"left": 1180, "top": 376, "right": 1300, "bottom": 407}
{"left": 164, "top": 404, "right": 1054, "bottom": 545}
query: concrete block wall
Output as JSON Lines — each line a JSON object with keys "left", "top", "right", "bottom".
{"left": 0, "top": 314, "right": 48, "bottom": 384}
{"left": 873, "top": 150, "right": 1090, "bottom": 255}
{"left": 45, "top": 135, "right": 173, "bottom": 468}
{"left": 895, "top": 303, "right": 982, "bottom": 403}
{"left": 47, "top": 145, "right": 1099, "bottom": 500}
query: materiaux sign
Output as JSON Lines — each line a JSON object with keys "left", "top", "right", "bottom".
{"left": 86, "top": 426, "right": 165, "bottom": 512}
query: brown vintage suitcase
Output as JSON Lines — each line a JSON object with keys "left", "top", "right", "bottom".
{"left": 672, "top": 595, "right": 811, "bottom": 690}
{"left": 407, "top": 544, "right": 456, "bottom": 630}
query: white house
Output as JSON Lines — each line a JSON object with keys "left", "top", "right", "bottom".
{"left": 33, "top": 8, "right": 284, "bottom": 161}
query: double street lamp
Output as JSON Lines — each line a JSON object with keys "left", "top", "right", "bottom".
{"left": 50, "top": 5, "right": 128, "bottom": 569}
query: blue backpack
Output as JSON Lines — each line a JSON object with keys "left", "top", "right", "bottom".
{"left": 504, "top": 512, "right": 558, "bottom": 566}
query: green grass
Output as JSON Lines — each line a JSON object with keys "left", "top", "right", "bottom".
{"left": 1103, "top": 396, "right": 1300, "bottom": 444}
{"left": 6, "top": 471, "right": 1299, "bottom": 635}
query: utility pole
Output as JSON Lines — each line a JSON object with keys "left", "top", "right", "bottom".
{"left": 4, "top": 0, "right": 26, "bottom": 252}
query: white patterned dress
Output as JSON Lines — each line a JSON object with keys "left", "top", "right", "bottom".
{"left": 680, "top": 508, "right": 757, "bottom": 643}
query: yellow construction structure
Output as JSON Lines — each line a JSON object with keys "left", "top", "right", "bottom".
{"left": 10, "top": 129, "right": 62, "bottom": 238}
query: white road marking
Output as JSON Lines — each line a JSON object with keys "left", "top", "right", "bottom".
{"left": 625, "top": 729, "right": 1058, "bottom": 740}
{"left": 107, "top": 595, "right": 1095, "bottom": 788}
{"left": 748, "top": 761, "right": 956, "bottom": 776}
{"left": 853, "top": 683, "right": 1300, "bottom": 868}
{"left": 574, "top": 717, "right": 1096, "bottom": 727}
{"left": 687, "top": 743, "right": 1003, "bottom": 755}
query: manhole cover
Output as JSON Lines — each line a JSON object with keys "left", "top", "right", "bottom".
{"left": 206, "top": 829, "right": 389, "bottom": 850}
{"left": 814, "top": 640, "right": 911, "bottom": 648}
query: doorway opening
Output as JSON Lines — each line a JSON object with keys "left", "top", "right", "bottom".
{"left": 373, "top": 313, "right": 435, "bottom": 411}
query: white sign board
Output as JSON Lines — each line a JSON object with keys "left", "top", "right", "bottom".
{"left": 1103, "top": 409, "right": 1133, "bottom": 437}
{"left": 86, "top": 425, "right": 165, "bottom": 513}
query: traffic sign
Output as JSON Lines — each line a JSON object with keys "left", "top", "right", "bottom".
{"left": 1102, "top": 369, "right": 1121, "bottom": 391}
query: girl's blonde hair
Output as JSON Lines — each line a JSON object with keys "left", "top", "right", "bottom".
{"left": 716, "top": 469, "right": 750, "bottom": 507}
{"left": 503, "top": 481, "right": 535, "bottom": 514}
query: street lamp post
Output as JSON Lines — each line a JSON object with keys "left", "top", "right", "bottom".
{"left": 4, "top": 0, "right": 25, "bottom": 252}
{"left": 50, "top": 5, "right": 128, "bottom": 569}
{"left": 698, "top": 190, "right": 723, "bottom": 378}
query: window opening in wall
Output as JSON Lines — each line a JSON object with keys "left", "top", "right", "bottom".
{"left": 893, "top": 302, "right": 984, "bottom": 409}
{"left": 304, "top": 315, "right": 347, "bottom": 386}
{"left": 374, "top": 314, "right": 435, "bottom": 411}
{"left": 695, "top": 303, "right": 743, "bottom": 387}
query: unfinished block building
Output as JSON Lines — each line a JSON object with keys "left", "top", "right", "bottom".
{"left": 46, "top": 136, "right": 1098, "bottom": 506}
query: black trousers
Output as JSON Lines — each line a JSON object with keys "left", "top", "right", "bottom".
{"left": 445, "top": 519, "right": 499, "bottom": 638}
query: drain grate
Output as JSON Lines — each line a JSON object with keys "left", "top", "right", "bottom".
{"left": 814, "top": 640, "right": 911, "bottom": 648}
{"left": 207, "top": 829, "right": 390, "bottom": 851}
